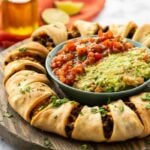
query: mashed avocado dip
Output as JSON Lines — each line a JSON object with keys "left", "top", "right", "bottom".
{"left": 73, "top": 47, "right": 150, "bottom": 92}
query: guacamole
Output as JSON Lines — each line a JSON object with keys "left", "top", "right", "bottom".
{"left": 73, "top": 47, "right": 150, "bottom": 92}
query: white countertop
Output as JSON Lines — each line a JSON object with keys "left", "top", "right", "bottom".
{"left": 0, "top": 0, "right": 150, "bottom": 149}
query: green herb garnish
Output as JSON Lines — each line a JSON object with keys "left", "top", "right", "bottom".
{"left": 19, "top": 47, "right": 27, "bottom": 53}
{"left": 91, "top": 107, "right": 108, "bottom": 117}
{"left": 79, "top": 55, "right": 87, "bottom": 61}
{"left": 142, "top": 93, "right": 150, "bottom": 101}
{"left": 91, "top": 108, "right": 99, "bottom": 114}
{"left": 43, "top": 137, "right": 53, "bottom": 149}
{"left": 118, "top": 105, "right": 124, "bottom": 113}
{"left": 105, "top": 87, "right": 114, "bottom": 92}
{"left": 3, "top": 112, "right": 13, "bottom": 118}
{"left": 80, "top": 144, "right": 89, "bottom": 150}
{"left": 51, "top": 96, "right": 68, "bottom": 108}
{"left": 79, "top": 111, "right": 84, "bottom": 116}
{"left": 145, "top": 103, "right": 150, "bottom": 109}
{"left": 20, "top": 85, "right": 32, "bottom": 94}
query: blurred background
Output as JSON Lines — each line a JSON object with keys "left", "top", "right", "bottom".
{"left": 0, "top": 0, "right": 150, "bottom": 49}
{"left": 0, "top": 0, "right": 150, "bottom": 149}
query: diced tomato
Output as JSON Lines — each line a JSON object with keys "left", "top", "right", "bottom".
{"left": 124, "top": 42, "right": 133, "bottom": 49}
{"left": 94, "top": 52, "right": 103, "bottom": 61}
{"left": 66, "top": 41, "right": 76, "bottom": 51}
{"left": 76, "top": 45, "right": 87, "bottom": 56}
{"left": 105, "top": 31, "right": 113, "bottom": 39}
{"left": 72, "top": 64, "right": 84, "bottom": 74}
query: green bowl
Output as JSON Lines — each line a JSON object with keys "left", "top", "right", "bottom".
{"left": 45, "top": 37, "right": 150, "bottom": 106}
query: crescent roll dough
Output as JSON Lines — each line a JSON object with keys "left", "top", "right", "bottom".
{"left": 74, "top": 20, "right": 101, "bottom": 36}
{"left": 5, "top": 70, "right": 49, "bottom": 93}
{"left": 108, "top": 100, "right": 144, "bottom": 142}
{"left": 4, "top": 42, "right": 48, "bottom": 65}
{"left": 8, "top": 82, "right": 55, "bottom": 122}
{"left": 72, "top": 106, "right": 106, "bottom": 142}
{"left": 130, "top": 92, "right": 150, "bottom": 137}
{"left": 4, "top": 59, "right": 46, "bottom": 84}
{"left": 32, "top": 23, "right": 68, "bottom": 46}
{"left": 31, "top": 101, "right": 78, "bottom": 137}
{"left": 142, "top": 38, "right": 150, "bottom": 48}
{"left": 132, "top": 24, "right": 150, "bottom": 45}
{"left": 109, "top": 21, "right": 137, "bottom": 38}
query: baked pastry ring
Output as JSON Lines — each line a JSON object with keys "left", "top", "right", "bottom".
{"left": 32, "top": 22, "right": 68, "bottom": 50}
{"left": 4, "top": 59, "right": 46, "bottom": 84}
{"left": 108, "top": 100, "right": 144, "bottom": 142}
{"left": 130, "top": 93, "right": 150, "bottom": 137}
{"left": 109, "top": 21, "right": 137, "bottom": 38}
{"left": 71, "top": 105, "right": 106, "bottom": 142}
{"left": 5, "top": 70, "right": 49, "bottom": 93}
{"left": 73, "top": 20, "right": 101, "bottom": 36}
{"left": 31, "top": 100, "right": 79, "bottom": 137}
{"left": 4, "top": 42, "right": 48, "bottom": 65}
{"left": 132, "top": 24, "right": 150, "bottom": 47}
{"left": 2, "top": 21, "right": 150, "bottom": 143}
{"left": 8, "top": 82, "right": 55, "bottom": 122}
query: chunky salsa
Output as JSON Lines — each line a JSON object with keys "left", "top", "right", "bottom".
{"left": 51, "top": 31, "right": 133, "bottom": 85}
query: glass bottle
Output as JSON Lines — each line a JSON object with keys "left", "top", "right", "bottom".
{"left": 2, "top": 0, "right": 38, "bottom": 35}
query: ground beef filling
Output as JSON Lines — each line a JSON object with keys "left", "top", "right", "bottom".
{"left": 33, "top": 34, "right": 55, "bottom": 50}
{"left": 127, "top": 28, "right": 137, "bottom": 39}
{"left": 125, "top": 102, "right": 143, "bottom": 125}
{"left": 101, "top": 106, "right": 113, "bottom": 139}
{"left": 7, "top": 65, "right": 44, "bottom": 82}
{"left": 103, "top": 26, "right": 109, "bottom": 32}
{"left": 30, "top": 96, "right": 52, "bottom": 119}
{"left": 4, "top": 53, "right": 44, "bottom": 66}
{"left": 65, "top": 105, "right": 83, "bottom": 137}
{"left": 24, "top": 65, "right": 44, "bottom": 74}
{"left": 67, "top": 26, "right": 81, "bottom": 39}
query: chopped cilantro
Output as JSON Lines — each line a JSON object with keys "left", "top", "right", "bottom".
{"left": 51, "top": 96, "right": 68, "bottom": 108}
{"left": 79, "top": 111, "right": 84, "bottom": 116}
{"left": 20, "top": 85, "right": 32, "bottom": 94}
{"left": 145, "top": 103, "right": 150, "bottom": 109}
{"left": 142, "top": 93, "right": 150, "bottom": 101}
{"left": 80, "top": 144, "right": 89, "bottom": 150}
{"left": 43, "top": 137, "right": 53, "bottom": 149}
{"left": 19, "top": 47, "right": 27, "bottom": 53}
{"left": 91, "top": 107, "right": 108, "bottom": 117}
{"left": 79, "top": 55, "right": 87, "bottom": 61}
{"left": 3, "top": 112, "right": 13, "bottom": 118}
{"left": 118, "top": 105, "right": 124, "bottom": 113}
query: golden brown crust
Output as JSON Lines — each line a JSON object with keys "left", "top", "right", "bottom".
{"left": 5, "top": 70, "right": 49, "bottom": 93}
{"left": 109, "top": 21, "right": 137, "bottom": 38}
{"left": 130, "top": 92, "right": 150, "bottom": 138}
{"left": 132, "top": 24, "right": 150, "bottom": 45}
{"left": 8, "top": 82, "right": 55, "bottom": 122}
{"left": 108, "top": 100, "right": 144, "bottom": 142}
{"left": 73, "top": 20, "right": 102, "bottom": 36}
{"left": 4, "top": 59, "right": 46, "bottom": 84}
{"left": 31, "top": 101, "right": 78, "bottom": 137}
{"left": 32, "top": 22, "right": 68, "bottom": 45}
{"left": 4, "top": 42, "right": 48, "bottom": 65}
{"left": 72, "top": 106, "right": 106, "bottom": 142}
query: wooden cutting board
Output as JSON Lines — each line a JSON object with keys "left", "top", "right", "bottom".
{"left": 0, "top": 39, "right": 150, "bottom": 150}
